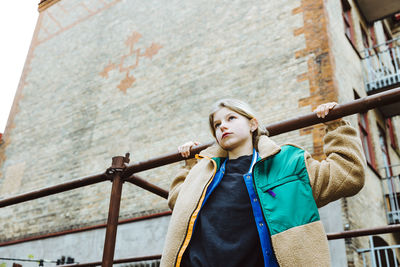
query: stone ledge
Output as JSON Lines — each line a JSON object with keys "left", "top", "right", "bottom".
{"left": 38, "top": 0, "right": 62, "bottom": 12}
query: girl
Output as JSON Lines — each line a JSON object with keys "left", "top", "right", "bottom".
{"left": 160, "top": 99, "right": 365, "bottom": 267}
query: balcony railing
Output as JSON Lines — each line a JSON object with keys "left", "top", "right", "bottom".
{"left": 362, "top": 38, "right": 400, "bottom": 94}
{"left": 382, "top": 174, "right": 400, "bottom": 224}
{"left": 361, "top": 39, "right": 400, "bottom": 117}
{"left": 357, "top": 236, "right": 400, "bottom": 267}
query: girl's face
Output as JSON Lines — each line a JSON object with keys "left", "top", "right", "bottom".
{"left": 212, "top": 107, "right": 257, "bottom": 151}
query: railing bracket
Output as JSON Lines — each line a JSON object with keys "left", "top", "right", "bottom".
{"left": 106, "top": 153, "right": 130, "bottom": 175}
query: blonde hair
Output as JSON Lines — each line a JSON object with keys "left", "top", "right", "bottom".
{"left": 208, "top": 98, "right": 269, "bottom": 149}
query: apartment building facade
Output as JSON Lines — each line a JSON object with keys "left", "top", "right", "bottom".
{"left": 0, "top": 0, "right": 399, "bottom": 266}
{"left": 326, "top": 0, "right": 400, "bottom": 265}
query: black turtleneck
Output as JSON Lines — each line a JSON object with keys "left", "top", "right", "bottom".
{"left": 181, "top": 154, "right": 264, "bottom": 267}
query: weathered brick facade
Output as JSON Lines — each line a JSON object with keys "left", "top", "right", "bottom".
{"left": 0, "top": 0, "right": 399, "bottom": 266}
{"left": 295, "top": 0, "right": 339, "bottom": 160}
{"left": 324, "top": 0, "right": 400, "bottom": 265}
{"left": 0, "top": 0, "right": 311, "bottom": 241}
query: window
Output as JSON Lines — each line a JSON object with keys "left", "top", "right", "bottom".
{"left": 361, "top": 25, "right": 369, "bottom": 49}
{"left": 378, "top": 125, "right": 393, "bottom": 177}
{"left": 359, "top": 112, "right": 376, "bottom": 168}
{"left": 361, "top": 25, "right": 372, "bottom": 57}
{"left": 341, "top": 0, "right": 355, "bottom": 45}
{"left": 392, "top": 13, "right": 400, "bottom": 30}
{"left": 355, "top": 91, "right": 376, "bottom": 168}
{"left": 369, "top": 25, "right": 377, "bottom": 47}
{"left": 385, "top": 189, "right": 400, "bottom": 224}
{"left": 384, "top": 25, "right": 393, "bottom": 48}
{"left": 387, "top": 118, "right": 399, "bottom": 151}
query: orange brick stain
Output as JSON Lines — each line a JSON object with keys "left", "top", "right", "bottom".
{"left": 293, "top": 0, "right": 338, "bottom": 160}
{"left": 99, "top": 31, "right": 163, "bottom": 93}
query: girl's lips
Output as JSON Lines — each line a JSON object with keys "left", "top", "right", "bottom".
{"left": 222, "top": 133, "right": 231, "bottom": 138}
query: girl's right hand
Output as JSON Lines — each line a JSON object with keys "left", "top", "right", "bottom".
{"left": 178, "top": 141, "right": 201, "bottom": 158}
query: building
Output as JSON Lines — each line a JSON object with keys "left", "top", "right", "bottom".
{"left": 0, "top": 0, "right": 399, "bottom": 266}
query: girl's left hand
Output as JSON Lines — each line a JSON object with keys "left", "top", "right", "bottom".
{"left": 313, "top": 102, "right": 337, "bottom": 118}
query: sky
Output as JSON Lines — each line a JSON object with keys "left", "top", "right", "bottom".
{"left": 0, "top": 2, "right": 39, "bottom": 134}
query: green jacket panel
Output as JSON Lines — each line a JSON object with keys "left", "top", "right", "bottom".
{"left": 254, "top": 145, "right": 320, "bottom": 236}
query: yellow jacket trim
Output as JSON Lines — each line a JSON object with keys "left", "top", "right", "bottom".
{"left": 175, "top": 155, "right": 217, "bottom": 267}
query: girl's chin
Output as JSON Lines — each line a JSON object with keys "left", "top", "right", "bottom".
{"left": 218, "top": 142, "right": 234, "bottom": 151}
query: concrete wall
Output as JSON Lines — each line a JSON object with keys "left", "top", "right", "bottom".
{"left": 0, "top": 215, "right": 170, "bottom": 267}
{"left": 320, "top": 200, "right": 349, "bottom": 267}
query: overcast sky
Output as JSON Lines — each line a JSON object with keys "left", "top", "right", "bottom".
{"left": 0, "top": 2, "right": 39, "bottom": 133}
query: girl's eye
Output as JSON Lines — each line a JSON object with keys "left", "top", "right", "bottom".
{"left": 214, "top": 123, "right": 221, "bottom": 128}
{"left": 228, "top": 116, "right": 236, "bottom": 121}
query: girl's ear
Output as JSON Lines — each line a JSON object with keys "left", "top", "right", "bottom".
{"left": 249, "top": 118, "right": 258, "bottom": 133}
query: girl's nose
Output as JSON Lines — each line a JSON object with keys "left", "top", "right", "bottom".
{"left": 220, "top": 122, "right": 228, "bottom": 130}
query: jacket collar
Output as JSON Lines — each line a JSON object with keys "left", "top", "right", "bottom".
{"left": 199, "top": 135, "right": 281, "bottom": 159}
{"left": 257, "top": 135, "right": 281, "bottom": 159}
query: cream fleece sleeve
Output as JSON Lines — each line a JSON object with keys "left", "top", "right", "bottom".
{"left": 305, "top": 120, "right": 366, "bottom": 208}
{"left": 167, "top": 158, "right": 197, "bottom": 210}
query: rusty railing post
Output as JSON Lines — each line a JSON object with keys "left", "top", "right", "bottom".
{"left": 102, "top": 153, "right": 130, "bottom": 267}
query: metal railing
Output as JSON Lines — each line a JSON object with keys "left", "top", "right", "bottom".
{"left": 382, "top": 175, "right": 400, "bottom": 224}
{"left": 362, "top": 38, "right": 400, "bottom": 93}
{"left": 357, "top": 236, "right": 400, "bottom": 267}
{"left": 1, "top": 88, "right": 400, "bottom": 267}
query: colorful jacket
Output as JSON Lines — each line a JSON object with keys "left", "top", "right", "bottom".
{"left": 160, "top": 120, "right": 366, "bottom": 267}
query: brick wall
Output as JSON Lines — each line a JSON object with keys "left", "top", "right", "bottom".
{"left": 1, "top": 2, "right": 398, "bottom": 266}
{"left": 0, "top": 0, "right": 313, "bottom": 241}
{"left": 295, "top": 0, "right": 340, "bottom": 160}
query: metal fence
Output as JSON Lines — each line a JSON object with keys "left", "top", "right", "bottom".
{"left": 1, "top": 88, "right": 400, "bottom": 267}
{"left": 382, "top": 174, "right": 400, "bottom": 224}
{"left": 358, "top": 236, "right": 400, "bottom": 267}
{"left": 362, "top": 38, "right": 400, "bottom": 92}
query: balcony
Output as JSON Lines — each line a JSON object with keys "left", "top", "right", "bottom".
{"left": 357, "top": 236, "right": 400, "bottom": 267}
{"left": 382, "top": 174, "right": 400, "bottom": 224}
{"left": 355, "top": 0, "right": 400, "bottom": 23}
{"left": 362, "top": 39, "right": 400, "bottom": 117}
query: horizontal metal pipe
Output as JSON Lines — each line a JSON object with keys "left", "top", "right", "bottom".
{"left": 124, "top": 87, "right": 400, "bottom": 176}
{"left": 58, "top": 254, "right": 162, "bottom": 267}
{"left": 0, "top": 211, "right": 172, "bottom": 247}
{"left": 121, "top": 143, "right": 214, "bottom": 178}
{"left": 0, "top": 173, "right": 109, "bottom": 208}
{"left": 0, "top": 257, "right": 56, "bottom": 264}
{"left": 2, "top": 88, "right": 399, "bottom": 206}
{"left": 327, "top": 224, "right": 400, "bottom": 240}
{"left": 125, "top": 175, "right": 169, "bottom": 199}
{"left": 266, "top": 87, "right": 400, "bottom": 136}
{"left": 57, "top": 224, "right": 400, "bottom": 266}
